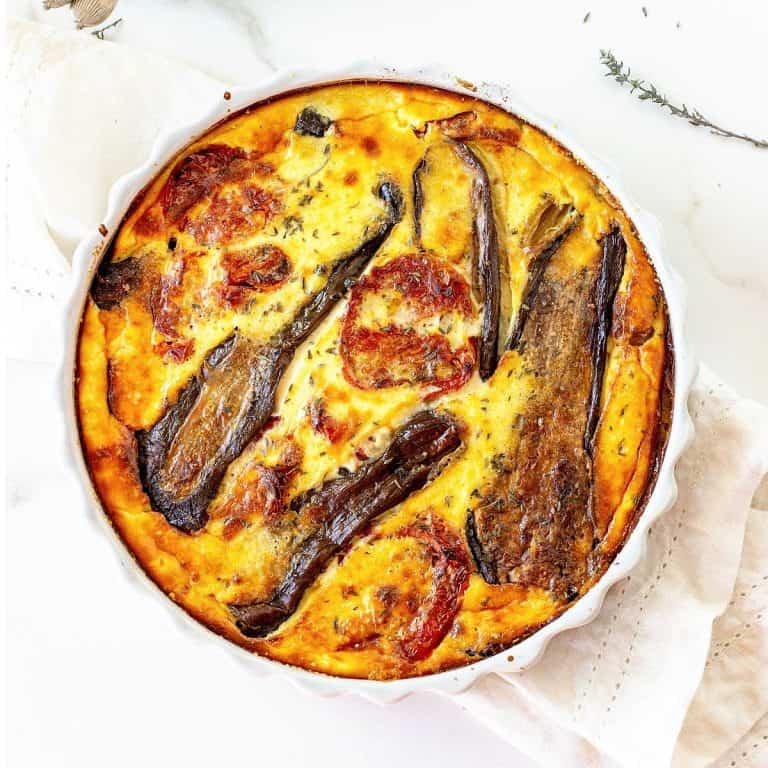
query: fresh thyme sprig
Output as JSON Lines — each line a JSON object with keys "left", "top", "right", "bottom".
{"left": 600, "top": 49, "right": 768, "bottom": 149}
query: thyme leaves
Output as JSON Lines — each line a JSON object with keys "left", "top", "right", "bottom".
{"left": 600, "top": 50, "right": 768, "bottom": 149}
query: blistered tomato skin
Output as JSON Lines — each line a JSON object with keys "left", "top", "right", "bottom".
{"left": 220, "top": 245, "right": 292, "bottom": 307}
{"left": 340, "top": 254, "right": 477, "bottom": 398}
{"left": 186, "top": 185, "right": 283, "bottom": 246}
{"left": 160, "top": 144, "right": 251, "bottom": 224}
{"left": 397, "top": 519, "right": 470, "bottom": 662}
{"left": 309, "top": 398, "right": 348, "bottom": 443}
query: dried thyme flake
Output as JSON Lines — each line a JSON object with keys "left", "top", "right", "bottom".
{"left": 282, "top": 215, "right": 304, "bottom": 237}
{"left": 490, "top": 453, "right": 513, "bottom": 474}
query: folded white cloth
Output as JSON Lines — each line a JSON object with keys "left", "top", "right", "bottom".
{"left": 7, "top": 18, "right": 768, "bottom": 767}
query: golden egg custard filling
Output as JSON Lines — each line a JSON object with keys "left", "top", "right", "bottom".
{"left": 76, "top": 81, "right": 672, "bottom": 680}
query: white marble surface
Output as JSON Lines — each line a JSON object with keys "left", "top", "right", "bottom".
{"left": 5, "top": 2, "right": 768, "bottom": 767}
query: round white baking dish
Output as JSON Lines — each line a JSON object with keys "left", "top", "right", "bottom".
{"left": 61, "top": 62, "right": 696, "bottom": 704}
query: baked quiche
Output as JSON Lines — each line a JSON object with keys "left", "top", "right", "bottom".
{"left": 76, "top": 81, "right": 672, "bottom": 680}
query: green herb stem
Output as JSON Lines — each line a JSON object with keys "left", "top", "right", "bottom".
{"left": 600, "top": 50, "right": 768, "bottom": 149}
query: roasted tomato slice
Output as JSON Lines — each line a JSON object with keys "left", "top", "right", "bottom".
{"left": 341, "top": 254, "right": 477, "bottom": 398}
{"left": 214, "top": 438, "right": 302, "bottom": 539}
{"left": 220, "top": 244, "right": 292, "bottom": 307}
{"left": 342, "top": 328, "right": 476, "bottom": 397}
{"left": 135, "top": 144, "right": 277, "bottom": 237}
{"left": 396, "top": 519, "right": 470, "bottom": 661}
{"left": 148, "top": 250, "right": 206, "bottom": 362}
{"left": 185, "top": 184, "right": 282, "bottom": 246}
{"left": 308, "top": 397, "right": 349, "bottom": 443}
{"left": 161, "top": 144, "right": 251, "bottom": 225}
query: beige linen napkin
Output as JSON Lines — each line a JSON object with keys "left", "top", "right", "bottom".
{"left": 7, "top": 19, "right": 768, "bottom": 767}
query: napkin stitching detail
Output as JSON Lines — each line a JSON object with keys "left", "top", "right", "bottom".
{"left": 726, "top": 575, "right": 768, "bottom": 610}
{"left": 724, "top": 721, "right": 768, "bottom": 767}
{"left": 9, "top": 260, "right": 68, "bottom": 279}
{"left": 571, "top": 508, "right": 689, "bottom": 730}
{"left": 707, "top": 607, "right": 766, "bottom": 666}
{"left": 574, "top": 586, "right": 626, "bottom": 717}
{"left": 10, "top": 284, "right": 61, "bottom": 301}
{"left": 597, "top": 513, "right": 689, "bottom": 734}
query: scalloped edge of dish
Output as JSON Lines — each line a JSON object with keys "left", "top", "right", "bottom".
{"left": 60, "top": 60, "right": 697, "bottom": 704}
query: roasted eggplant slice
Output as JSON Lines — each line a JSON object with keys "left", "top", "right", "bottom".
{"left": 137, "top": 335, "right": 285, "bottom": 532}
{"left": 584, "top": 225, "right": 627, "bottom": 453}
{"left": 452, "top": 141, "right": 501, "bottom": 380}
{"left": 468, "top": 228, "right": 628, "bottom": 600}
{"left": 506, "top": 198, "right": 582, "bottom": 350}
{"left": 137, "top": 183, "right": 404, "bottom": 532}
{"left": 413, "top": 111, "right": 478, "bottom": 140}
{"left": 414, "top": 110, "right": 520, "bottom": 145}
{"left": 413, "top": 140, "right": 500, "bottom": 378}
{"left": 229, "top": 410, "right": 462, "bottom": 637}
{"left": 412, "top": 152, "right": 429, "bottom": 248}
{"left": 464, "top": 510, "right": 498, "bottom": 583}
{"left": 294, "top": 107, "right": 333, "bottom": 137}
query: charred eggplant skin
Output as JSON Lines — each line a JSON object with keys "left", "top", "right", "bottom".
{"left": 90, "top": 256, "right": 142, "bottom": 310}
{"left": 412, "top": 153, "right": 429, "bottom": 248}
{"left": 294, "top": 107, "right": 333, "bottom": 137}
{"left": 584, "top": 225, "right": 627, "bottom": 453}
{"left": 278, "top": 182, "right": 404, "bottom": 349}
{"left": 465, "top": 510, "right": 498, "bottom": 584}
{"left": 137, "top": 337, "right": 285, "bottom": 533}
{"left": 468, "top": 226, "right": 628, "bottom": 599}
{"left": 137, "top": 183, "right": 404, "bottom": 533}
{"left": 229, "top": 410, "right": 462, "bottom": 637}
{"left": 452, "top": 141, "right": 501, "bottom": 381}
